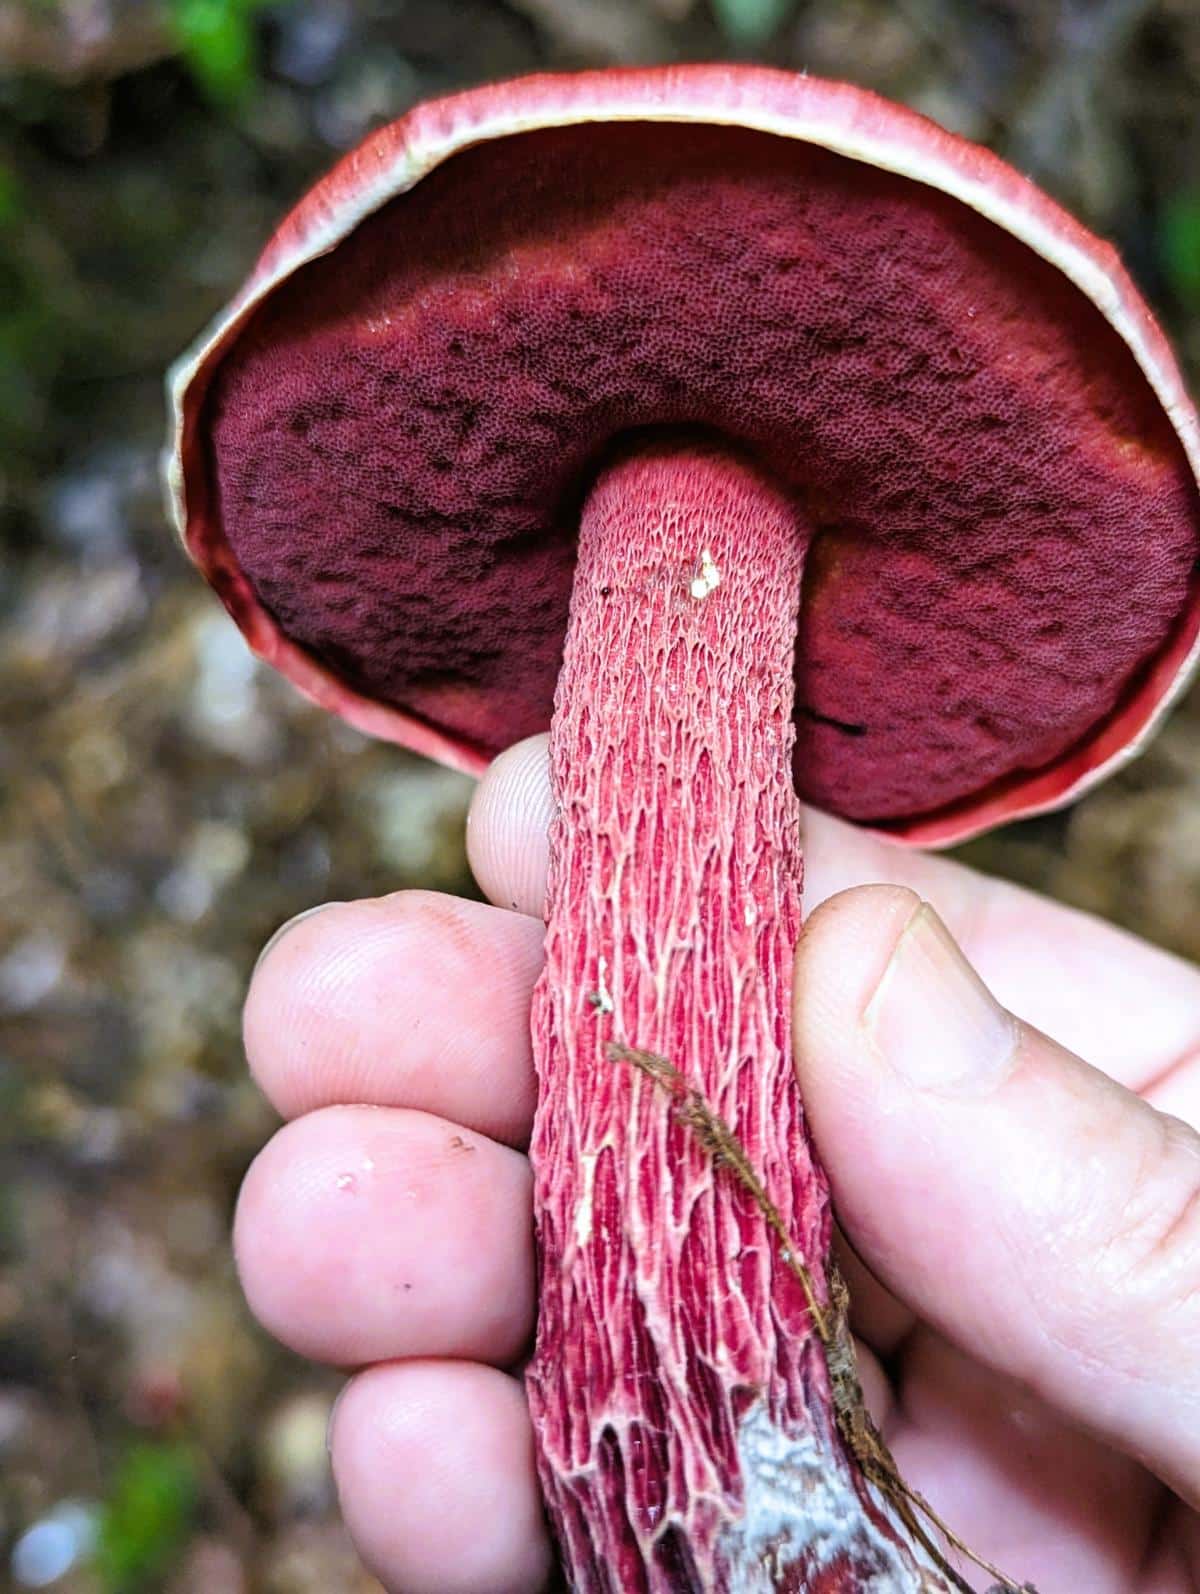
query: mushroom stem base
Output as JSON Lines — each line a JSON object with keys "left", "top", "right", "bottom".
{"left": 527, "top": 443, "right": 951, "bottom": 1591}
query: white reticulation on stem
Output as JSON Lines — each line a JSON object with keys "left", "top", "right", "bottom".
{"left": 526, "top": 443, "right": 962, "bottom": 1591}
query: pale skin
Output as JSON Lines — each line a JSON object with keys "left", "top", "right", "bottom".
{"left": 235, "top": 733, "right": 1200, "bottom": 1594}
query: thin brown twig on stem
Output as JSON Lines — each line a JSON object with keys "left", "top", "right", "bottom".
{"left": 605, "top": 1039, "right": 1038, "bottom": 1594}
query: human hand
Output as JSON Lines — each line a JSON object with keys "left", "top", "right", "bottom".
{"left": 234, "top": 733, "right": 1200, "bottom": 1593}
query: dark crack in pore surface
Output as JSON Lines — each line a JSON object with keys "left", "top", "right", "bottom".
{"left": 206, "top": 121, "right": 1200, "bottom": 823}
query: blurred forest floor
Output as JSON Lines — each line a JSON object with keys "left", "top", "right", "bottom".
{"left": 1, "top": 1, "right": 1198, "bottom": 1589}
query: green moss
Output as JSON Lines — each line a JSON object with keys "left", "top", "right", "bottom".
{"left": 94, "top": 1442, "right": 200, "bottom": 1594}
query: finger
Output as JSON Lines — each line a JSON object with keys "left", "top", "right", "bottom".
{"left": 234, "top": 1105, "right": 534, "bottom": 1368}
{"left": 793, "top": 884, "right": 1200, "bottom": 1505}
{"left": 833, "top": 1227, "right": 915, "bottom": 1356}
{"left": 891, "top": 1332, "right": 1161, "bottom": 1593}
{"left": 245, "top": 891, "right": 542, "bottom": 1145}
{"left": 330, "top": 1360, "right": 553, "bottom": 1594}
{"left": 471, "top": 736, "right": 1200, "bottom": 1092}
{"left": 804, "top": 808, "right": 1200, "bottom": 1097}
{"left": 1147, "top": 1044, "right": 1200, "bottom": 1136}
{"left": 467, "top": 734, "right": 556, "bottom": 919}
{"left": 850, "top": 1334, "right": 894, "bottom": 1436}
{"left": 1149, "top": 1497, "right": 1200, "bottom": 1588}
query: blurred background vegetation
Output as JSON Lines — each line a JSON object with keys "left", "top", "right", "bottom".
{"left": 1, "top": 1, "right": 1198, "bottom": 1589}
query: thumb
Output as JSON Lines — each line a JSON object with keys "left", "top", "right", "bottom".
{"left": 793, "top": 884, "right": 1200, "bottom": 1506}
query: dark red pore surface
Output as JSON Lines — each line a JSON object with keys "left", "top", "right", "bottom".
{"left": 205, "top": 122, "right": 1199, "bottom": 823}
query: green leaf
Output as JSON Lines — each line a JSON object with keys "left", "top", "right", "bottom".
{"left": 169, "top": 0, "right": 259, "bottom": 108}
{"left": 93, "top": 1442, "right": 199, "bottom": 1594}
{"left": 711, "top": 0, "right": 796, "bottom": 47}
{"left": 1160, "top": 194, "right": 1200, "bottom": 310}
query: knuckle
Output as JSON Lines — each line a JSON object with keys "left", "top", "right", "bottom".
{"left": 1095, "top": 1110, "right": 1200, "bottom": 1314}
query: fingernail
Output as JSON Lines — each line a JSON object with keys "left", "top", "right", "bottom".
{"left": 253, "top": 902, "right": 344, "bottom": 978}
{"left": 863, "top": 903, "right": 1016, "bottom": 1094}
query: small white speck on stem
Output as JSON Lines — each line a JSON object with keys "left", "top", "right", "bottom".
{"left": 689, "top": 547, "right": 721, "bottom": 600}
{"left": 587, "top": 954, "right": 615, "bottom": 1015}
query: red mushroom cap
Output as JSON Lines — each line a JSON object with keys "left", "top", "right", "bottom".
{"left": 167, "top": 66, "right": 1200, "bottom": 847}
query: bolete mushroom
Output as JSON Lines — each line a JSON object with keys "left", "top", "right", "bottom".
{"left": 167, "top": 68, "right": 1200, "bottom": 1593}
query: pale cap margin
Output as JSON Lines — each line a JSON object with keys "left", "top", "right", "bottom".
{"left": 163, "top": 64, "right": 1200, "bottom": 848}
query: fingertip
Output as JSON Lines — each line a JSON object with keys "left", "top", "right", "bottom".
{"left": 243, "top": 898, "right": 355, "bottom": 1108}
{"left": 330, "top": 1360, "right": 554, "bottom": 1594}
{"left": 792, "top": 884, "right": 922, "bottom": 1099}
{"left": 794, "top": 883, "right": 1200, "bottom": 1499}
{"left": 233, "top": 1105, "right": 535, "bottom": 1369}
{"left": 468, "top": 734, "right": 553, "bottom": 916}
{"left": 243, "top": 891, "right": 542, "bottom": 1143}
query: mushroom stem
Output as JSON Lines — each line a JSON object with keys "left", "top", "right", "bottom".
{"left": 528, "top": 444, "right": 949, "bottom": 1591}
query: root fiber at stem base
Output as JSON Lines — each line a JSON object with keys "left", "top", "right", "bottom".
{"left": 605, "top": 1040, "right": 1038, "bottom": 1594}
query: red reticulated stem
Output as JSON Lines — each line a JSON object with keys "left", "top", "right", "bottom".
{"left": 527, "top": 444, "right": 944, "bottom": 1593}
